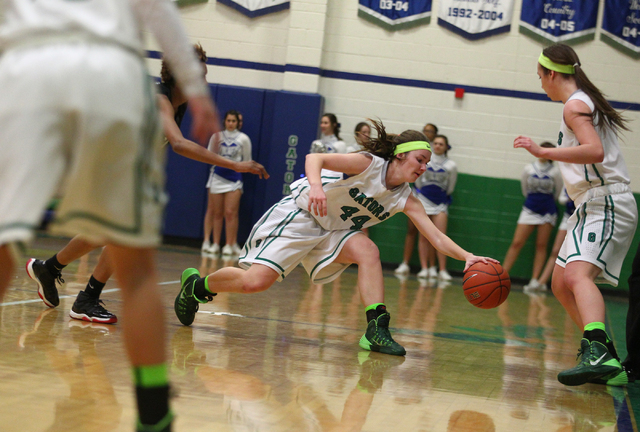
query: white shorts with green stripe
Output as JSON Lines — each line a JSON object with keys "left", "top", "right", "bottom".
{"left": 0, "top": 44, "right": 165, "bottom": 249}
{"left": 556, "top": 186, "right": 637, "bottom": 286}
{"left": 238, "top": 197, "right": 360, "bottom": 284}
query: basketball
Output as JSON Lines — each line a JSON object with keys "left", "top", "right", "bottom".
{"left": 463, "top": 262, "right": 511, "bottom": 309}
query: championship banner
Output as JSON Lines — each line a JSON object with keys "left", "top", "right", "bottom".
{"left": 437, "top": 0, "right": 515, "bottom": 40}
{"left": 519, "top": 0, "right": 599, "bottom": 44}
{"left": 217, "top": 0, "right": 289, "bottom": 17}
{"left": 358, "top": 0, "right": 432, "bottom": 31}
{"left": 600, "top": 0, "right": 640, "bottom": 59}
{"left": 174, "top": 0, "right": 207, "bottom": 7}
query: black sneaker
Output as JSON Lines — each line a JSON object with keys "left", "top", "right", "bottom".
{"left": 358, "top": 312, "right": 406, "bottom": 356}
{"left": 69, "top": 291, "right": 118, "bottom": 324}
{"left": 26, "top": 258, "right": 63, "bottom": 308}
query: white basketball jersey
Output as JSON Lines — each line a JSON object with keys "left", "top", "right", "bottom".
{"left": 291, "top": 154, "right": 412, "bottom": 231}
{"left": 558, "top": 90, "right": 630, "bottom": 202}
{"left": 0, "top": 0, "right": 144, "bottom": 53}
{"left": 0, "top": 0, "right": 208, "bottom": 98}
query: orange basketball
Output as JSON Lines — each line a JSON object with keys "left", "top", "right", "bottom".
{"left": 463, "top": 262, "right": 511, "bottom": 309}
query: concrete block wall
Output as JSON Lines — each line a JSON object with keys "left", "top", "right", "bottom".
{"left": 144, "top": 0, "right": 639, "bottom": 189}
{"left": 144, "top": 0, "right": 640, "bottom": 285}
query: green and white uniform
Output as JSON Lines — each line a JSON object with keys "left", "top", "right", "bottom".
{"left": 556, "top": 90, "right": 638, "bottom": 286}
{"left": 239, "top": 154, "right": 412, "bottom": 284}
{"left": 0, "top": 0, "right": 208, "bottom": 248}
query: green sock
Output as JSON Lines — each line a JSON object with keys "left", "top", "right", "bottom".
{"left": 584, "top": 322, "right": 606, "bottom": 332}
{"left": 365, "top": 303, "right": 387, "bottom": 322}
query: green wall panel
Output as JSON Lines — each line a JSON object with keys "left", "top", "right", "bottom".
{"left": 369, "top": 173, "right": 640, "bottom": 292}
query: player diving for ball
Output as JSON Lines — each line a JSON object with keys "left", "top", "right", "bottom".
{"left": 175, "top": 119, "right": 499, "bottom": 356}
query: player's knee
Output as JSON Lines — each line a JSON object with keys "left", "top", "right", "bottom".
{"left": 241, "top": 277, "right": 271, "bottom": 294}
{"left": 224, "top": 209, "right": 236, "bottom": 220}
{"left": 353, "top": 239, "right": 380, "bottom": 264}
{"left": 510, "top": 239, "right": 525, "bottom": 250}
{"left": 562, "top": 271, "right": 582, "bottom": 291}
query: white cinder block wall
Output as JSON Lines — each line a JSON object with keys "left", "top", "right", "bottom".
{"left": 145, "top": 0, "right": 640, "bottom": 191}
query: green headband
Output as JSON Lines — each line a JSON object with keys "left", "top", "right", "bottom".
{"left": 538, "top": 53, "right": 576, "bottom": 75}
{"left": 393, "top": 140, "right": 431, "bottom": 156}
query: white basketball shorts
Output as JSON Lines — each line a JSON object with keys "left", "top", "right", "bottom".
{"left": 557, "top": 185, "right": 638, "bottom": 286}
{"left": 0, "top": 43, "right": 165, "bottom": 248}
{"left": 239, "top": 197, "right": 360, "bottom": 284}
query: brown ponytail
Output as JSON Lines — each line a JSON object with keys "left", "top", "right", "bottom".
{"left": 361, "top": 119, "right": 428, "bottom": 161}
{"left": 541, "top": 43, "right": 628, "bottom": 133}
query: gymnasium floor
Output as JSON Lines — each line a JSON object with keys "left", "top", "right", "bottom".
{"left": 1, "top": 235, "right": 637, "bottom": 432}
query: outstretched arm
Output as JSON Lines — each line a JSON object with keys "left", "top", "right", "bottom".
{"left": 158, "top": 95, "right": 269, "bottom": 178}
{"left": 514, "top": 100, "right": 604, "bottom": 164}
{"left": 404, "top": 195, "right": 498, "bottom": 271}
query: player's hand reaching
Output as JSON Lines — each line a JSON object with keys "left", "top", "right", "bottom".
{"left": 188, "top": 95, "right": 221, "bottom": 145}
{"left": 513, "top": 135, "right": 542, "bottom": 157}
{"left": 308, "top": 184, "right": 327, "bottom": 217}
{"left": 463, "top": 254, "right": 500, "bottom": 272}
{"left": 235, "top": 161, "right": 270, "bottom": 179}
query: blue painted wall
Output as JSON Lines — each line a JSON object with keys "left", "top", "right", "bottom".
{"left": 162, "top": 84, "right": 323, "bottom": 245}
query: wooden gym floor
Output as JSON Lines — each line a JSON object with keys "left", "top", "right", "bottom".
{"left": 1, "top": 235, "right": 637, "bottom": 432}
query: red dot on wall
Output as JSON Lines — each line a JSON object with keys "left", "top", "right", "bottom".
{"left": 455, "top": 88, "right": 465, "bottom": 99}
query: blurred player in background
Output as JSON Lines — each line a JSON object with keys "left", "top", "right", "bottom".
{"left": 0, "top": 1, "right": 220, "bottom": 430}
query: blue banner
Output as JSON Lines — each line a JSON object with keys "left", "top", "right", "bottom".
{"left": 358, "top": 0, "right": 432, "bottom": 31}
{"left": 519, "top": 0, "right": 599, "bottom": 44}
{"left": 601, "top": 0, "right": 640, "bottom": 59}
{"left": 437, "top": 0, "right": 515, "bottom": 40}
{"left": 217, "top": 0, "right": 289, "bottom": 17}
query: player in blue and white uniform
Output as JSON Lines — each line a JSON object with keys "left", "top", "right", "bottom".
{"left": 413, "top": 134, "right": 457, "bottom": 282}
{"left": 503, "top": 142, "right": 563, "bottom": 289}
{"left": 310, "top": 113, "right": 347, "bottom": 154}
{"left": 175, "top": 120, "right": 498, "bottom": 357}
{"left": 202, "top": 110, "right": 253, "bottom": 256}
{"left": 514, "top": 43, "right": 638, "bottom": 387}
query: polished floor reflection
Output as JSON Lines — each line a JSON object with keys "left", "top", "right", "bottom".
{"left": 1, "top": 236, "right": 636, "bottom": 431}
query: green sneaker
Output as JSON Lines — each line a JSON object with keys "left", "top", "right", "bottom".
{"left": 174, "top": 268, "right": 210, "bottom": 326}
{"left": 557, "top": 339, "right": 622, "bottom": 386}
{"left": 356, "top": 351, "right": 405, "bottom": 393}
{"left": 589, "top": 367, "right": 630, "bottom": 387}
{"left": 137, "top": 411, "right": 173, "bottom": 432}
{"left": 358, "top": 312, "right": 406, "bottom": 356}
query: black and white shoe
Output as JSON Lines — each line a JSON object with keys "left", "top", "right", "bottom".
{"left": 26, "top": 258, "right": 63, "bottom": 308}
{"left": 70, "top": 291, "right": 117, "bottom": 324}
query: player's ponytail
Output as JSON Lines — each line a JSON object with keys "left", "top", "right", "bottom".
{"left": 362, "top": 119, "right": 428, "bottom": 161}
{"left": 541, "top": 44, "right": 628, "bottom": 133}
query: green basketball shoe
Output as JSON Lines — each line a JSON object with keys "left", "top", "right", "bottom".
{"left": 557, "top": 339, "right": 622, "bottom": 386}
{"left": 359, "top": 312, "right": 406, "bottom": 356}
{"left": 174, "top": 268, "right": 210, "bottom": 326}
{"left": 588, "top": 367, "right": 631, "bottom": 387}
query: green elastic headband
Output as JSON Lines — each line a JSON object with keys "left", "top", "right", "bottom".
{"left": 393, "top": 140, "right": 431, "bottom": 156}
{"left": 538, "top": 53, "right": 575, "bottom": 75}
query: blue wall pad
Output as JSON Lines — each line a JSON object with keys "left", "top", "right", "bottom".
{"left": 258, "top": 91, "right": 323, "bottom": 216}
{"left": 162, "top": 84, "right": 323, "bottom": 246}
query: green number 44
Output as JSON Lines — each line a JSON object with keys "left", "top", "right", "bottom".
{"left": 339, "top": 206, "right": 371, "bottom": 231}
